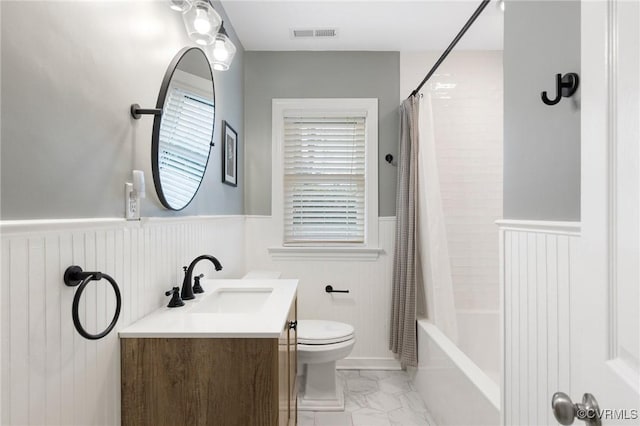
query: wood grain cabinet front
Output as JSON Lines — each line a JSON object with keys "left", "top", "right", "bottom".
{"left": 121, "top": 297, "right": 298, "bottom": 426}
{"left": 279, "top": 299, "right": 297, "bottom": 426}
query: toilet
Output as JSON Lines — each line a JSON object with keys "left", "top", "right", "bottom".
{"left": 297, "top": 320, "right": 355, "bottom": 411}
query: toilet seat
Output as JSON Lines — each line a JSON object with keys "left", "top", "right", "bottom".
{"left": 297, "top": 320, "right": 355, "bottom": 345}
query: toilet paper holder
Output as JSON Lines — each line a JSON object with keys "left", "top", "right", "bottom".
{"left": 325, "top": 285, "right": 349, "bottom": 294}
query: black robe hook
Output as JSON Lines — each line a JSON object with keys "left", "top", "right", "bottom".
{"left": 541, "top": 73, "right": 580, "bottom": 106}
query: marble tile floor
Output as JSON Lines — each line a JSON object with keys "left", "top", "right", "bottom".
{"left": 298, "top": 369, "right": 435, "bottom": 426}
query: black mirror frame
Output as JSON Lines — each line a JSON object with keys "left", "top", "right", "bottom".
{"left": 151, "top": 46, "right": 215, "bottom": 211}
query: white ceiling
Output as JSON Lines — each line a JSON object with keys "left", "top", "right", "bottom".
{"left": 219, "top": 0, "right": 503, "bottom": 51}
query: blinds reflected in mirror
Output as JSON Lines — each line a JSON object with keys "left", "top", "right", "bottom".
{"left": 158, "top": 84, "right": 214, "bottom": 209}
{"left": 283, "top": 117, "right": 366, "bottom": 243}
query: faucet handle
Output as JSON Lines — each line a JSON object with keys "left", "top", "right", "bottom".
{"left": 165, "top": 286, "right": 185, "bottom": 308}
{"left": 193, "top": 274, "right": 205, "bottom": 294}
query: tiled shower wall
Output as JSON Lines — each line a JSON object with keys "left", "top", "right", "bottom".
{"left": 0, "top": 216, "right": 245, "bottom": 425}
{"left": 400, "top": 51, "right": 504, "bottom": 377}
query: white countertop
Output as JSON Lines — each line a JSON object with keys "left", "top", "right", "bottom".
{"left": 119, "top": 278, "right": 298, "bottom": 338}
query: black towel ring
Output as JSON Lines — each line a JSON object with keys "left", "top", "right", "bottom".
{"left": 64, "top": 265, "right": 122, "bottom": 340}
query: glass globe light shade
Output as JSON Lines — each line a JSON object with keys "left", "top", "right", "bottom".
{"left": 182, "top": 1, "right": 221, "bottom": 46}
{"left": 169, "top": 0, "right": 191, "bottom": 12}
{"left": 211, "top": 27, "right": 237, "bottom": 71}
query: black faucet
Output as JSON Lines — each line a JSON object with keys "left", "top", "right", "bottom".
{"left": 165, "top": 287, "right": 185, "bottom": 308}
{"left": 181, "top": 255, "right": 223, "bottom": 300}
{"left": 193, "top": 274, "right": 205, "bottom": 294}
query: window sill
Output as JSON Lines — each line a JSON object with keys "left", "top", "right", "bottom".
{"left": 267, "top": 246, "right": 384, "bottom": 261}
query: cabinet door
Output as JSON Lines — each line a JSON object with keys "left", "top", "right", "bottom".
{"left": 288, "top": 299, "right": 297, "bottom": 426}
{"left": 279, "top": 317, "right": 289, "bottom": 426}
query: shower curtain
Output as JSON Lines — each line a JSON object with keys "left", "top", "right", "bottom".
{"left": 416, "top": 93, "right": 458, "bottom": 344}
{"left": 390, "top": 94, "right": 458, "bottom": 366}
{"left": 390, "top": 96, "right": 419, "bottom": 367}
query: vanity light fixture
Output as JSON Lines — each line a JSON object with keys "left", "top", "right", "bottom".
{"left": 168, "top": 0, "right": 236, "bottom": 70}
{"left": 169, "top": 0, "right": 191, "bottom": 13}
{"left": 497, "top": 0, "right": 505, "bottom": 12}
{"left": 211, "top": 23, "right": 237, "bottom": 71}
{"left": 181, "top": 0, "right": 221, "bottom": 46}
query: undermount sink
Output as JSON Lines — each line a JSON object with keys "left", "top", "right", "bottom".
{"left": 190, "top": 287, "right": 273, "bottom": 314}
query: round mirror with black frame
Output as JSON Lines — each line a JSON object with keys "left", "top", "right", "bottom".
{"left": 152, "top": 47, "right": 215, "bottom": 210}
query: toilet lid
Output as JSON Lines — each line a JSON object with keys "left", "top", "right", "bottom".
{"left": 297, "top": 320, "right": 355, "bottom": 345}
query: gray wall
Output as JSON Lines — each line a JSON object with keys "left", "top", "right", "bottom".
{"left": 1, "top": 0, "right": 244, "bottom": 220}
{"left": 243, "top": 51, "right": 399, "bottom": 216}
{"left": 504, "top": 1, "right": 581, "bottom": 221}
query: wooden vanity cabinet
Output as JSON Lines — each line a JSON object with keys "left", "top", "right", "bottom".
{"left": 278, "top": 302, "right": 298, "bottom": 426}
{"left": 121, "top": 298, "right": 297, "bottom": 426}
{"left": 279, "top": 299, "right": 297, "bottom": 426}
{"left": 289, "top": 303, "right": 298, "bottom": 426}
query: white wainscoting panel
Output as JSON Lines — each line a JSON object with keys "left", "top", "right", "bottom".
{"left": 0, "top": 216, "right": 245, "bottom": 426}
{"left": 245, "top": 216, "right": 399, "bottom": 369}
{"left": 498, "top": 220, "right": 580, "bottom": 426}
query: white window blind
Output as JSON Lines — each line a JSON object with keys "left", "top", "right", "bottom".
{"left": 158, "top": 84, "right": 214, "bottom": 208}
{"left": 283, "top": 116, "right": 366, "bottom": 244}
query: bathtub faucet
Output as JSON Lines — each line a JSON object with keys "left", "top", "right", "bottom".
{"left": 181, "top": 255, "right": 223, "bottom": 300}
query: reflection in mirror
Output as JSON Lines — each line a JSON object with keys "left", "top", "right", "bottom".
{"left": 152, "top": 47, "right": 215, "bottom": 210}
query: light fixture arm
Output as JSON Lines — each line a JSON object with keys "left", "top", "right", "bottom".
{"left": 218, "top": 21, "right": 229, "bottom": 37}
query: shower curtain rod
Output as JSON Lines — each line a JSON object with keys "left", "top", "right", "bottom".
{"left": 409, "top": 0, "right": 492, "bottom": 98}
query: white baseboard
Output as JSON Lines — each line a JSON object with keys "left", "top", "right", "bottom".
{"left": 336, "top": 357, "right": 402, "bottom": 370}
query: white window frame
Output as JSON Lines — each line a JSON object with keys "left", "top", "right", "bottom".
{"left": 269, "top": 98, "right": 380, "bottom": 260}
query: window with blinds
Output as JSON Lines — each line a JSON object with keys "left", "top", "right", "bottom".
{"left": 283, "top": 116, "right": 366, "bottom": 244}
{"left": 158, "top": 83, "right": 214, "bottom": 208}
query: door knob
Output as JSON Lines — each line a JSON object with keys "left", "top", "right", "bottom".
{"left": 552, "top": 392, "right": 602, "bottom": 426}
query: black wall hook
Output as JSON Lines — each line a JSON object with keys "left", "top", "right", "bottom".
{"left": 541, "top": 73, "right": 580, "bottom": 106}
{"left": 385, "top": 154, "right": 397, "bottom": 166}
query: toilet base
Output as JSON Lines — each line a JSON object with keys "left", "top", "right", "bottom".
{"left": 297, "top": 361, "right": 345, "bottom": 412}
{"left": 298, "top": 380, "right": 345, "bottom": 412}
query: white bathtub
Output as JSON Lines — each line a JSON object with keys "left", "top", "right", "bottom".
{"left": 413, "top": 320, "right": 500, "bottom": 425}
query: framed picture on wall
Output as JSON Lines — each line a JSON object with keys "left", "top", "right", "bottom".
{"left": 222, "top": 121, "right": 238, "bottom": 187}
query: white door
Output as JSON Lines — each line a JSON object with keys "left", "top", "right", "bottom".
{"left": 555, "top": 0, "right": 640, "bottom": 424}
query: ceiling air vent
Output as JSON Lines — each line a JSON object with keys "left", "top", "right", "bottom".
{"left": 292, "top": 29, "right": 314, "bottom": 38}
{"left": 314, "top": 29, "right": 337, "bottom": 38}
{"left": 290, "top": 28, "right": 338, "bottom": 39}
